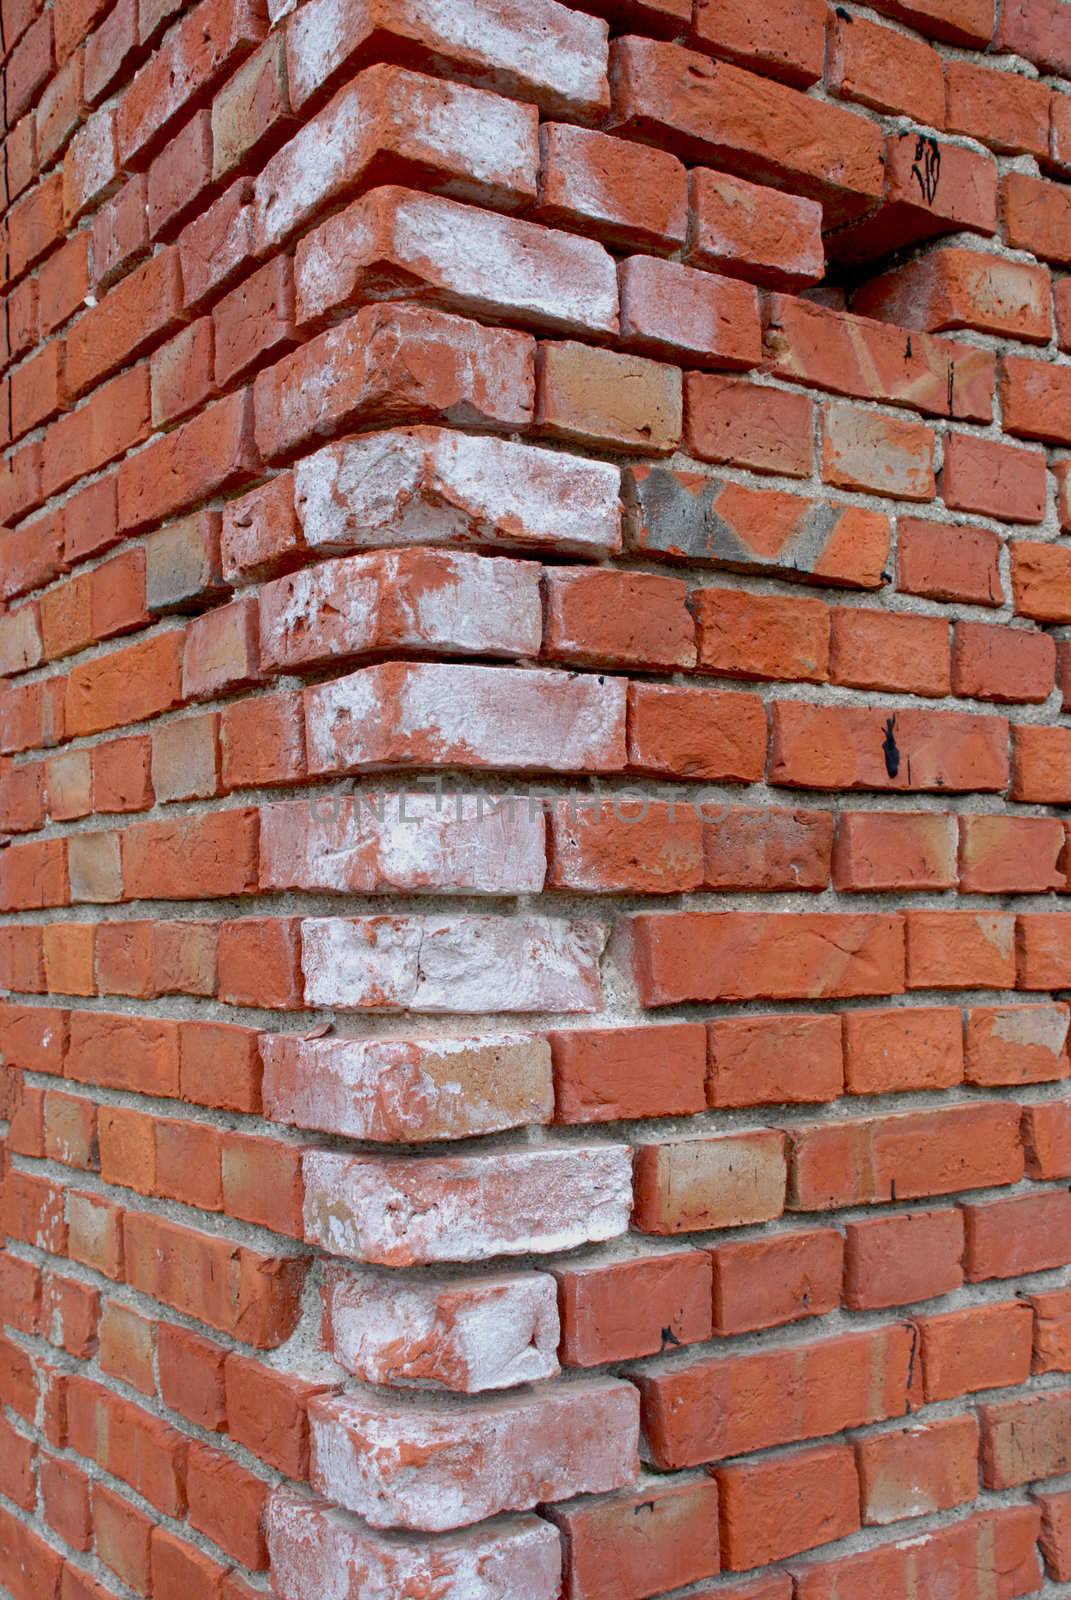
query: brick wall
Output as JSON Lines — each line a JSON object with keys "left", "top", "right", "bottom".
{"left": 4, "top": 0, "right": 1071, "bottom": 1593}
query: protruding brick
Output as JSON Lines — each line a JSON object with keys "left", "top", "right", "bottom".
{"left": 323, "top": 1265, "right": 560, "bottom": 1391}
{"left": 308, "top": 1379, "right": 638, "bottom": 1530}
{"left": 263, "top": 1030, "right": 552, "bottom": 1140}
{"left": 305, "top": 662, "right": 626, "bottom": 777}
{"left": 291, "top": 426, "right": 621, "bottom": 559}
{"left": 302, "top": 1145, "right": 632, "bottom": 1264}
{"left": 267, "top": 1491, "right": 562, "bottom": 1600}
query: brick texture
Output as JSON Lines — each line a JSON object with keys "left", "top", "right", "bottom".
{"left": 2, "top": 0, "right": 1071, "bottom": 1595}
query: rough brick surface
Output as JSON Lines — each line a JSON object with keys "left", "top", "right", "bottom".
{"left": 5, "top": 0, "right": 1071, "bottom": 1592}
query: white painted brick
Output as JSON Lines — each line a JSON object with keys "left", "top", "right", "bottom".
{"left": 292, "top": 426, "right": 621, "bottom": 558}
{"left": 299, "top": 913, "right": 606, "bottom": 1012}
{"left": 302, "top": 1144, "right": 633, "bottom": 1263}
{"left": 261, "top": 1030, "right": 553, "bottom": 1139}
{"left": 266, "top": 1489, "right": 562, "bottom": 1600}
{"left": 323, "top": 1264, "right": 560, "bottom": 1389}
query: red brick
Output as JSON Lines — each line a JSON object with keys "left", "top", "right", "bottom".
{"left": 688, "top": 168, "right": 823, "bottom": 291}
{"left": 1032, "top": 1290, "right": 1071, "bottom": 1373}
{"left": 178, "top": 177, "right": 255, "bottom": 309}
{"left": 115, "top": 0, "right": 266, "bottom": 166}
{"left": 0, "top": 1412, "right": 36, "bottom": 1509}
{"left": 225, "top": 1353, "right": 329, "bottom": 1477}
{"left": 998, "top": 0, "right": 1071, "bottom": 72}
{"left": 151, "top": 1528, "right": 230, "bottom": 1600}
{"left": 1012, "top": 542, "right": 1071, "bottom": 623}
{"left": 694, "top": 587, "right": 828, "bottom": 682}
{"left": 765, "top": 293, "right": 993, "bottom": 420}
{"left": 844, "top": 1208, "right": 964, "bottom": 1310}
{"left": 8, "top": 15, "right": 55, "bottom": 124}
{"left": 921, "top": 1301, "right": 1034, "bottom": 1401}
{"left": 842, "top": 1004, "right": 963, "bottom": 1092}
{"left": 158, "top": 1323, "right": 227, "bottom": 1431}
{"left": 770, "top": 701, "right": 1009, "bottom": 793}
{"left": 538, "top": 121, "right": 685, "bottom": 249}
{"left": 829, "top": 11, "right": 944, "bottom": 126}
{"left": 180, "top": 1021, "right": 258, "bottom": 1114}
{"left": 692, "top": 0, "right": 824, "bottom": 83}
{"left": 41, "top": 1453, "right": 92, "bottom": 1550}
{"left": 703, "top": 806, "right": 834, "bottom": 892}
{"left": 545, "top": 569, "right": 694, "bottom": 671}
{"left": 1018, "top": 915, "right": 1071, "bottom": 990}
{"left": 537, "top": 341, "right": 681, "bottom": 454}
{"left": 611, "top": 36, "right": 883, "bottom": 226}
{"left": 217, "top": 916, "right": 303, "bottom": 1010}
{"left": 982, "top": 1390, "right": 1071, "bottom": 1487}
{"left": 634, "top": 1130, "right": 786, "bottom": 1233}
{"left": 221, "top": 1130, "right": 303, "bottom": 1236}
{"left": 906, "top": 909, "right": 1015, "bottom": 989}
{"left": 960, "top": 815, "right": 1065, "bottom": 894}
{"left": 550, "top": 1023, "right": 707, "bottom": 1123}
{"left": 92, "top": 174, "right": 149, "bottom": 287}
{"left": 94, "top": 1482, "right": 155, "bottom": 1592}
{"left": 120, "top": 809, "right": 258, "bottom": 900}
{"left": 707, "top": 1013, "right": 842, "bottom": 1107}
{"left": 965, "top": 1190, "right": 1071, "bottom": 1278}
{"left": 618, "top": 254, "right": 761, "bottom": 368}
{"left": 716, "top": 1443, "right": 859, "bottom": 1570}
{"left": 1013, "top": 723, "right": 1071, "bottom": 802}
{"left": 832, "top": 129, "right": 998, "bottom": 264}
{"left": 627, "top": 682, "right": 766, "bottom": 782}
{"left": 830, "top": 608, "right": 949, "bottom": 696}
{"left": 547, "top": 1478, "right": 721, "bottom": 1600}
{"left": 790, "top": 1101, "right": 1022, "bottom": 1209}
{"left": 67, "top": 1378, "right": 186, "bottom": 1515}
{"left": 123, "top": 1211, "right": 306, "bottom": 1347}
{"left": 85, "top": 0, "right": 136, "bottom": 103}
{"left": 214, "top": 255, "right": 295, "bottom": 387}
{"left": 833, "top": 811, "right": 958, "bottom": 894}
{"left": 212, "top": 33, "right": 291, "bottom": 180}
{"left": 150, "top": 318, "right": 215, "bottom": 428}
{"left": 712, "top": 1229, "right": 843, "bottom": 1335}
{"left": 148, "top": 110, "right": 213, "bottom": 238}
{"left": 953, "top": 618, "right": 1054, "bottom": 702}
{"left": 152, "top": 922, "right": 218, "bottom": 998}
{"left": 65, "top": 631, "right": 184, "bottom": 738}
{"left": 119, "top": 389, "right": 258, "bottom": 532}
{"left": 99, "top": 1302, "right": 156, "bottom": 1396}
{"left": 186, "top": 1441, "right": 269, "bottom": 1568}
{"left": 946, "top": 60, "right": 1051, "bottom": 157}
{"left": 823, "top": 403, "right": 936, "bottom": 501}
{"left": 633, "top": 911, "right": 903, "bottom": 1006}
{"left": 220, "top": 689, "right": 306, "bottom": 789}
{"left": 549, "top": 799, "right": 701, "bottom": 895}
{"left": 557, "top": 1253, "right": 713, "bottom": 1366}
{"left": 856, "top": 248, "right": 1052, "bottom": 343}
{"left": 686, "top": 376, "right": 811, "bottom": 477}
{"left": 858, "top": 1416, "right": 978, "bottom": 1527}
{"left": 62, "top": 1181, "right": 121, "bottom": 1276}
{"left": 636, "top": 1324, "right": 916, "bottom": 1470}
{"left": 183, "top": 596, "right": 259, "bottom": 700}
{"left": 1004, "top": 171, "right": 1071, "bottom": 266}
{"left": 0, "top": 1507, "right": 63, "bottom": 1600}
{"left": 1037, "top": 1487, "right": 1071, "bottom": 1581}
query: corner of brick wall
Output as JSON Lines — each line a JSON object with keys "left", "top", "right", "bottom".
{"left": 3, "top": 0, "right": 1071, "bottom": 1593}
